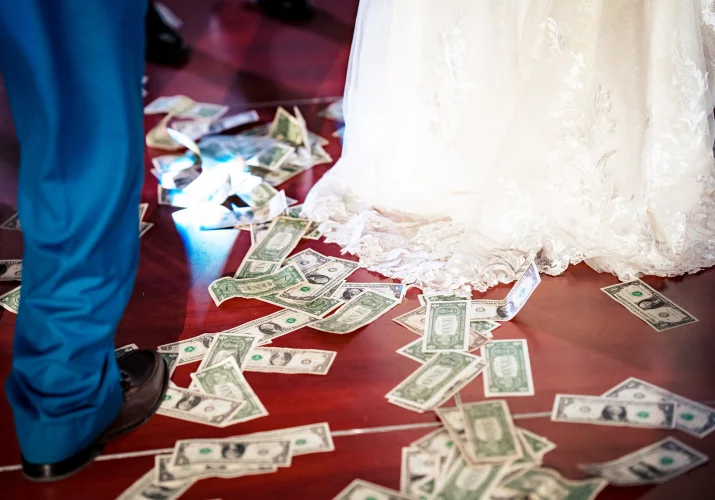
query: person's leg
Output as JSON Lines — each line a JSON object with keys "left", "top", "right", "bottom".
{"left": 0, "top": 0, "right": 146, "bottom": 465}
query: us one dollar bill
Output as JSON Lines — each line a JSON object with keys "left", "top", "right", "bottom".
{"left": 0, "top": 285, "right": 20, "bottom": 314}
{"left": 158, "top": 333, "right": 215, "bottom": 365}
{"left": 460, "top": 400, "right": 523, "bottom": 464}
{"left": 208, "top": 264, "right": 306, "bottom": 305}
{"left": 157, "top": 386, "right": 244, "bottom": 428}
{"left": 268, "top": 106, "right": 305, "bottom": 147}
{"left": 191, "top": 357, "right": 269, "bottom": 423}
{"left": 196, "top": 333, "right": 258, "bottom": 372}
{"left": 159, "top": 352, "right": 180, "bottom": 377}
{"left": 155, "top": 454, "right": 276, "bottom": 486}
{"left": 393, "top": 306, "right": 427, "bottom": 335}
{"left": 332, "top": 479, "right": 412, "bottom": 500}
{"left": 410, "top": 427, "right": 454, "bottom": 458}
{"left": 311, "top": 290, "right": 400, "bottom": 334}
{"left": 116, "top": 468, "right": 193, "bottom": 500}
{"left": 257, "top": 293, "right": 344, "bottom": 319}
{"left": 518, "top": 427, "right": 556, "bottom": 458}
{"left": 170, "top": 439, "right": 293, "bottom": 469}
{"left": 223, "top": 309, "right": 316, "bottom": 345}
{"left": 115, "top": 344, "right": 139, "bottom": 357}
{"left": 246, "top": 142, "right": 295, "bottom": 171}
{"left": 0, "top": 260, "right": 21, "bottom": 281}
{"left": 470, "top": 262, "right": 541, "bottom": 321}
{"left": 551, "top": 394, "right": 676, "bottom": 429}
{"left": 328, "top": 282, "right": 405, "bottom": 302}
{"left": 423, "top": 297, "right": 470, "bottom": 353}
{"left": 235, "top": 178, "right": 281, "bottom": 207}
{"left": 244, "top": 347, "right": 336, "bottom": 375}
{"left": 144, "top": 95, "right": 195, "bottom": 115}
{"left": 601, "top": 279, "right": 698, "bottom": 331}
{"left": 501, "top": 467, "right": 607, "bottom": 500}
{"left": 283, "top": 248, "right": 332, "bottom": 274}
{"left": 578, "top": 436, "right": 708, "bottom": 485}
{"left": 482, "top": 339, "right": 535, "bottom": 397}
{"left": 435, "top": 407, "right": 476, "bottom": 464}
{"left": 250, "top": 222, "right": 271, "bottom": 245}
{"left": 245, "top": 216, "right": 310, "bottom": 263}
{"left": 396, "top": 338, "right": 435, "bottom": 364}
{"left": 602, "top": 377, "right": 715, "bottom": 437}
{"left": 433, "top": 459, "right": 507, "bottom": 500}
{"left": 233, "top": 259, "right": 281, "bottom": 280}
{"left": 400, "top": 447, "right": 441, "bottom": 497}
{"left": 386, "top": 352, "right": 483, "bottom": 410}
{"left": 238, "top": 422, "right": 335, "bottom": 456}
{"left": 0, "top": 212, "right": 20, "bottom": 231}
{"left": 278, "top": 258, "right": 359, "bottom": 302}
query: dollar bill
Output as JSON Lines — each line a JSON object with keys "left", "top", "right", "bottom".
{"left": 311, "top": 291, "right": 400, "bottom": 334}
{"left": 333, "top": 479, "right": 412, "bottom": 500}
{"left": 258, "top": 161, "right": 308, "bottom": 187}
{"left": 201, "top": 191, "right": 288, "bottom": 231}
{"left": 160, "top": 352, "right": 180, "bottom": 377}
{"left": 178, "top": 102, "right": 229, "bottom": 121}
{"left": 318, "top": 98, "right": 344, "bottom": 122}
{"left": 433, "top": 459, "right": 507, "bottom": 500}
{"left": 278, "top": 258, "right": 359, "bottom": 302}
{"left": 196, "top": 333, "right": 258, "bottom": 372}
{"left": 293, "top": 106, "right": 312, "bottom": 150}
{"left": 258, "top": 293, "right": 344, "bottom": 319}
{"left": 0, "top": 285, "right": 21, "bottom": 314}
{"left": 551, "top": 394, "right": 676, "bottom": 429}
{"left": 435, "top": 407, "right": 477, "bottom": 464}
{"left": 302, "top": 221, "right": 322, "bottom": 240}
{"left": 236, "top": 179, "right": 281, "bottom": 207}
{"left": 602, "top": 377, "right": 715, "bottom": 438}
{"left": 208, "top": 264, "right": 306, "bottom": 305}
{"left": 397, "top": 338, "right": 435, "bottom": 364}
{"left": 157, "top": 386, "right": 243, "bottom": 427}
{"left": 146, "top": 114, "right": 184, "bottom": 150}
{"left": 329, "top": 282, "right": 405, "bottom": 302}
{"left": 116, "top": 468, "right": 193, "bottom": 500}
{"left": 237, "top": 422, "right": 334, "bottom": 456}
{"left": 470, "top": 262, "right": 541, "bottom": 321}
{"left": 283, "top": 248, "right": 332, "bottom": 274}
{"left": 386, "top": 352, "right": 483, "bottom": 410}
{"left": 233, "top": 260, "right": 281, "bottom": 280}
{"left": 0, "top": 260, "right": 21, "bottom": 281}
{"left": 144, "top": 95, "right": 195, "bottom": 115}
{"left": 423, "top": 297, "right": 470, "bottom": 353}
{"left": 578, "top": 436, "right": 708, "bottom": 485}
{"left": 170, "top": 439, "right": 292, "bottom": 469}
{"left": 207, "top": 110, "right": 260, "bottom": 135}
{"left": 244, "top": 347, "right": 336, "bottom": 375}
{"left": 460, "top": 400, "right": 523, "bottom": 464}
{"left": 501, "top": 468, "right": 607, "bottom": 500}
{"left": 601, "top": 280, "right": 698, "bottom": 331}
{"left": 410, "top": 427, "right": 455, "bottom": 459}
{"left": 191, "top": 357, "right": 269, "bottom": 423}
{"left": 223, "top": 309, "right": 316, "bottom": 345}
{"left": 401, "top": 447, "right": 441, "bottom": 497}
{"left": 482, "top": 339, "right": 534, "bottom": 397}
{"left": 246, "top": 143, "right": 295, "bottom": 171}
{"left": 471, "top": 320, "right": 500, "bottom": 334}
{"left": 268, "top": 106, "right": 305, "bottom": 147}
{"left": 393, "top": 307, "right": 428, "bottom": 335}
{"left": 245, "top": 217, "right": 311, "bottom": 263}
{"left": 0, "top": 212, "right": 20, "bottom": 231}
{"left": 155, "top": 454, "right": 276, "bottom": 485}
{"left": 115, "top": 344, "right": 139, "bottom": 357}
{"left": 158, "top": 333, "right": 215, "bottom": 365}
{"left": 250, "top": 222, "right": 271, "bottom": 245}
{"left": 517, "top": 427, "right": 556, "bottom": 458}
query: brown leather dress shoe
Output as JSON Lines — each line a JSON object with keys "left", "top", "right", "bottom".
{"left": 22, "top": 349, "right": 169, "bottom": 482}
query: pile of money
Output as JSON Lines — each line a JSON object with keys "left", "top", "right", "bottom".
{"left": 117, "top": 422, "right": 334, "bottom": 500}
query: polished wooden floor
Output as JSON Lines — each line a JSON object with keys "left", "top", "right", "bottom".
{"left": 1, "top": 1, "right": 715, "bottom": 499}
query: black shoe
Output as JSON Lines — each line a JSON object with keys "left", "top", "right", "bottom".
{"left": 256, "top": 0, "right": 314, "bottom": 22}
{"left": 146, "top": 2, "right": 191, "bottom": 66}
{"left": 21, "top": 350, "right": 169, "bottom": 482}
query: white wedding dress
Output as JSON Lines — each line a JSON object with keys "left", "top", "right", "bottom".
{"left": 304, "top": 0, "right": 715, "bottom": 292}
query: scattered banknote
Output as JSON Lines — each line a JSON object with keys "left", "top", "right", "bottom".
{"left": 393, "top": 306, "right": 428, "bottom": 335}
{"left": 244, "top": 347, "right": 336, "bottom": 375}
{"left": 246, "top": 142, "right": 295, "bottom": 171}
{"left": 471, "top": 319, "right": 500, "bottom": 335}
{"left": 0, "top": 212, "right": 20, "bottom": 231}
{"left": 250, "top": 222, "right": 271, "bottom": 245}
{"left": 302, "top": 221, "right": 322, "bottom": 240}
{"left": 208, "top": 264, "right": 306, "bottom": 305}
{"left": 268, "top": 106, "right": 306, "bottom": 147}
{"left": 332, "top": 479, "right": 412, "bottom": 500}
{"left": 328, "top": 282, "right": 405, "bottom": 302}
{"left": 551, "top": 394, "right": 676, "bottom": 429}
{"left": 470, "top": 261, "right": 541, "bottom": 321}
{"left": 116, "top": 468, "right": 193, "bottom": 500}
{"left": 238, "top": 422, "right": 334, "bottom": 456}
{"left": 396, "top": 338, "right": 435, "bottom": 364}
{"left": 601, "top": 279, "right": 698, "bottom": 331}
{"left": 201, "top": 190, "right": 288, "bottom": 231}
{"left": 482, "top": 339, "right": 535, "bottom": 397}
{"left": 258, "top": 161, "right": 309, "bottom": 187}
{"left": 500, "top": 468, "right": 607, "bottom": 500}
{"left": 435, "top": 406, "right": 477, "bottom": 464}
{"left": 0, "top": 260, "right": 21, "bottom": 281}
{"left": 158, "top": 333, "right": 215, "bottom": 365}
{"left": 578, "top": 436, "right": 708, "bottom": 485}
{"left": 191, "top": 357, "right": 269, "bottom": 423}
{"left": 160, "top": 352, "right": 180, "bottom": 377}
{"left": 283, "top": 248, "right": 332, "bottom": 274}
{"left": 146, "top": 114, "right": 184, "bottom": 150}
{"left": 433, "top": 460, "right": 507, "bottom": 500}
{"left": 257, "top": 293, "right": 344, "bottom": 319}
{"left": 400, "top": 447, "right": 441, "bottom": 497}
{"left": 234, "top": 260, "right": 281, "bottom": 280}
{"left": 0, "top": 285, "right": 20, "bottom": 314}
{"left": 410, "top": 427, "right": 455, "bottom": 459}
{"left": 460, "top": 400, "right": 523, "bottom": 464}
{"left": 518, "top": 427, "right": 556, "bottom": 459}
{"left": 115, "top": 344, "right": 139, "bottom": 357}
{"left": 423, "top": 296, "right": 470, "bottom": 353}
{"left": 602, "top": 377, "right": 715, "bottom": 438}
{"left": 386, "top": 352, "right": 484, "bottom": 411}
{"left": 155, "top": 454, "right": 276, "bottom": 485}
{"left": 178, "top": 102, "right": 229, "bottom": 121}
{"left": 170, "top": 439, "right": 293, "bottom": 469}
{"left": 157, "top": 386, "right": 244, "bottom": 428}
{"left": 173, "top": 110, "right": 259, "bottom": 140}
{"left": 144, "top": 95, "right": 195, "bottom": 115}
{"left": 223, "top": 309, "right": 315, "bottom": 345}
{"left": 311, "top": 290, "right": 400, "bottom": 334}
{"left": 196, "top": 333, "right": 258, "bottom": 372}
{"left": 319, "top": 98, "right": 344, "bottom": 122}
{"left": 278, "top": 258, "right": 359, "bottom": 302}
{"left": 244, "top": 217, "right": 311, "bottom": 263}
{"left": 235, "top": 178, "right": 280, "bottom": 207}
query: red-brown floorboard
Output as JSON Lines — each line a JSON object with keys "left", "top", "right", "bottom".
{"left": 1, "top": 0, "right": 715, "bottom": 498}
